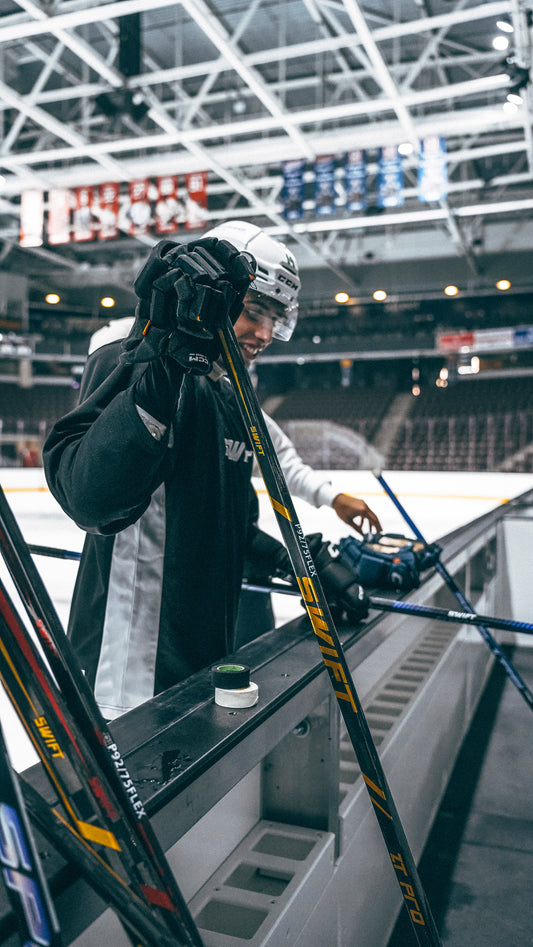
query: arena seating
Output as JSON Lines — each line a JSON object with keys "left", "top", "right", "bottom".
{"left": 387, "top": 376, "right": 533, "bottom": 472}
{"left": 0, "top": 383, "right": 78, "bottom": 465}
{"left": 266, "top": 386, "right": 396, "bottom": 443}
{"left": 262, "top": 376, "right": 533, "bottom": 472}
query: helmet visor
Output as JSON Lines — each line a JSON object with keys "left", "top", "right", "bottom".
{"left": 241, "top": 290, "right": 298, "bottom": 342}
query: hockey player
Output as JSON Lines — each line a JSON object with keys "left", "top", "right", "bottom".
{"left": 43, "top": 224, "right": 370, "bottom": 719}
{"left": 87, "top": 221, "right": 382, "bottom": 538}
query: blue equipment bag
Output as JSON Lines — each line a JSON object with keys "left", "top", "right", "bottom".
{"left": 336, "top": 533, "right": 441, "bottom": 592}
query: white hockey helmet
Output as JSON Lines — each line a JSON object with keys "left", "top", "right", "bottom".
{"left": 203, "top": 220, "right": 300, "bottom": 340}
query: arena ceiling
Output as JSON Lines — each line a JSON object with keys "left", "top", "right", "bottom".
{"left": 1, "top": 0, "right": 533, "bottom": 314}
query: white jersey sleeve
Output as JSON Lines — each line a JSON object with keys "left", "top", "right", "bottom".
{"left": 257, "top": 411, "right": 339, "bottom": 509}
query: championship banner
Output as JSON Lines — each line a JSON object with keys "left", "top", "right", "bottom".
{"left": 281, "top": 158, "right": 305, "bottom": 220}
{"left": 376, "top": 145, "right": 404, "bottom": 208}
{"left": 185, "top": 170, "right": 208, "bottom": 230}
{"left": 72, "top": 186, "right": 95, "bottom": 242}
{"left": 344, "top": 149, "right": 368, "bottom": 213}
{"left": 313, "top": 155, "right": 336, "bottom": 215}
{"left": 154, "top": 175, "right": 181, "bottom": 233}
{"left": 418, "top": 135, "right": 448, "bottom": 203}
{"left": 97, "top": 181, "right": 120, "bottom": 239}
{"left": 47, "top": 188, "right": 71, "bottom": 245}
{"left": 19, "top": 190, "right": 44, "bottom": 248}
{"left": 127, "top": 178, "right": 152, "bottom": 236}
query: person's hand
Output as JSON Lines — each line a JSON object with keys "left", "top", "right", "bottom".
{"left": 331, "top": 493, "right": 382, "bottom": 536}
{"left": 122, "top": 237, "right": 256, "bottom": 374}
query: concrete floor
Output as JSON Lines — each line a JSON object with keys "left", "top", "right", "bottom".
{"left": 387, "top": 647, "right": 533, "bottom": 947}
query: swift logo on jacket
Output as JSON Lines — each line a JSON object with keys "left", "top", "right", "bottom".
{"left": 224, "top": 439, "right": 253, "bottom": 463}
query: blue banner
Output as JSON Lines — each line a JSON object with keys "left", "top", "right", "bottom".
{"left": 344, "top": 150, "right": 368, "bottom": 213}
{"left": 281, "top": 159, "right": 305, "bottom": 220}
{"left": 377, "top": 145, "right": 404, "bottom": 208}
{"left": 418, "top": 135, "right": 448, "bottom": 202}
{"left": 514, "top": 326, "right": 533, "bottom": 347}
{"left": 313, "top": 155, "right": 336, "bottom": 215}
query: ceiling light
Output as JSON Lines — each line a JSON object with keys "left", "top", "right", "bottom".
{"left": 493, "top": 35, "right": 510, "bottom": 51}
{"left": 506, "top": 90, "right": 524, "bottom": 105}
{"left": 496, "top": 278, "right": 511, "bottom": 291}
{"left": 503, "top": 99, "right": 520, "bottom": 113}
{"left": 496, "top": 18, "right": 514, "bottom": 34}
{"left": 397, "top": 142, "right": 414, "bottom": 156}
{"left": 45, "top": 293, "right": 60, "bottom": 304}
{"left": 373, "top": 289, "right": 387, "bottom": 301}
{"left": 411, "top": 384, "right": 420, "bottom": 397}
{"left": 444, "top": 285, "right": 459, "bottom": 296}
{"left": 335, "top": 291, "right": 350, "bottom": 303}
{"left": 100, "top": 296, "right": 115, "bottom": 308}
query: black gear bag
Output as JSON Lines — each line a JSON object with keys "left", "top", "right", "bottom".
{"left": 335, "top": 532, "right": 441, "bottom": 592}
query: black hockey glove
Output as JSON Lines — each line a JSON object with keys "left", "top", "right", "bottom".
{"left": 308, "top": 534, "right": 370, "bottom": 624}
{"left": 245, "top": 528, "right": 369, "bottom": 625}
{"left": 122, "top": 237, "right": 256, "bottom": 375}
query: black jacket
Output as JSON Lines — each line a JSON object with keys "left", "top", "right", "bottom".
{"left": 44, "top": 337, "right": 274, "bottom": 718}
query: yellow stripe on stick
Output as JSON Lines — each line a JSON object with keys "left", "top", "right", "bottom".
{"left": 270, "top": 496, "right": 292, "bottom": 520}
{"left": 77, "top": 820, "right": 122, "bottom": 851}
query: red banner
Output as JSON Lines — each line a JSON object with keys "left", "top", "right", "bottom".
{"left": 185, "top": 171, "right": 207, "bottom": 230}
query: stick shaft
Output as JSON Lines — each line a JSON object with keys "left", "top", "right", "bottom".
{"left": 375, "top": 473, "right": 533, "bottom": 710}
{"left": 25, "top": 560, "right": 533, "bottom": 637}
{"left": 371, "top": 595, "right": 533, "bottom": 634}
{"left": 244, "top": 580, "right": 533, "bottom": 634}
{"left": 219, "top": 324, "right": 442, "bottom": 947}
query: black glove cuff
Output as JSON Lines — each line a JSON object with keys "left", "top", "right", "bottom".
{"left": 133, "top": 357, "right": 185, "bottom": 425}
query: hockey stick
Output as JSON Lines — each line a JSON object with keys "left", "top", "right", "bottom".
{"left": 19, "top": 779, "right": 178, "bottom": 947}
{"left": 27, "top": 543, "right": 81, "bottom": 561}
{"left": 0, "top": 720, "right": 63, "bottom": 947}
{"left": 218, "top": 322, "right": 442, "bottom": 947}
{"left": 0, "top": 575, "right": 192, "bottom": 947}
{"left": 243, "top": 580, "right": 533, "bottom": 635}
{"left": 374, "top": 472, "right": 533, "bottom": 712}
{"left": 0, "top": 485, "right": 203, "bottom": 947}
{"left": 27, "top": 547, "right": 533, "bottom": 636}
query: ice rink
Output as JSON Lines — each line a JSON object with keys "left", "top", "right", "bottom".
{"left": 1, "top": 465, "right": 532, "bottom": 773}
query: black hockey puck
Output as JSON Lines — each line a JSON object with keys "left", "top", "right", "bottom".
{"left": 212, "top": 663, "right": 250, "bottom": 689}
